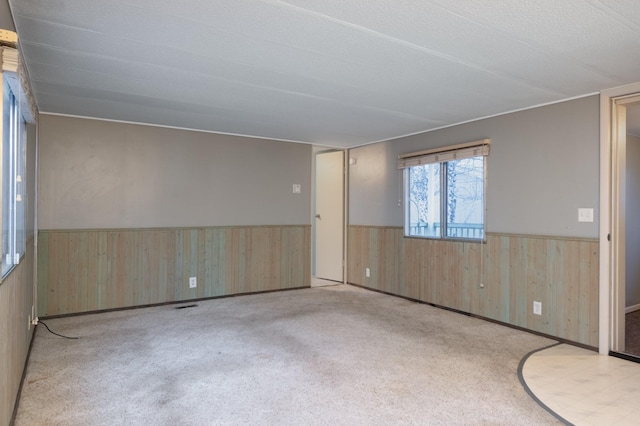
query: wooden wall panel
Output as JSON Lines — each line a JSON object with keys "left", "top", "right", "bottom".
{"left": 347, "top": 226, "right": 599, "bottom": 347}
{"left": 38, "top": 226, "right": 311, "bottom": 317}
{"left": 0, "top": 240, "right": 35, "bottom": 426}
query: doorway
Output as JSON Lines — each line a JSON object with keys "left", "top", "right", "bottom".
{"left": 313, "top": 150, "right": 345, "bottom": 283}
{"left": 620, "top": 100, "right": 640, "bottom": 357}
{"left": 608, "top": 92, "right": 640, "bottom": 357}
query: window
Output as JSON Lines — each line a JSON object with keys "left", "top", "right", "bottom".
{"left": 2, "top": 69, "right": 27, "bottom": 277}
{"left": 399, "top": 140, "right": 489, "bottom": 241}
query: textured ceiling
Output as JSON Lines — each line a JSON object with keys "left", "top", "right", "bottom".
{"left": 8, "top": 0, "right": 640, "bottom": 147}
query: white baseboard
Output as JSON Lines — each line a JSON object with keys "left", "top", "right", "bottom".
{"left": 625, "top": 304, "right": 640, "bottom": 314}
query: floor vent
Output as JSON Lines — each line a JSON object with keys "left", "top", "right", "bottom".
{"left": 175, "top": 304, "right": 198, "bottom": 310}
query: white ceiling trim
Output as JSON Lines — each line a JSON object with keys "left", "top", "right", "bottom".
{"left": 25, "top": 53, "right": 436, "bottom": 124}
{"left": 9, "top": 0, "right": 640, "bottom": 147}
{"left": 353, "top": 91, "right": 601, "bottom": 148}
{"left": 40, "top": 111, "right": 331, "bottom": 147}
{"left": 17, "top": 17, "right": 447, "bottom": 126}
{"left": 41, "top": 91, "right": 600, "bottom": 151}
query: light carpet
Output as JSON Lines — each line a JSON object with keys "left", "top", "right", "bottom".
{"left": 15, "top": 284, "right": 561, "bottom": 425}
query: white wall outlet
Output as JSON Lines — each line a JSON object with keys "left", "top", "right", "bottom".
{"left": 578, "top": 208, "right": 594, "bottom": 223}
{"left": 189, "top": 276, "right": 197, "bottom": 288}
{"left": 365, "top": 268, "right": 370, "bottom": 278}
{"left": 292, "top": 184, "right": 301, "bottom": 193}
{"left": 533, "top": 301, "right": 542, "bottom": 316}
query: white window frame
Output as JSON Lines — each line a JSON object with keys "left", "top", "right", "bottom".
{"left": 1, "top": 46, "right": 30, "bottom": 280}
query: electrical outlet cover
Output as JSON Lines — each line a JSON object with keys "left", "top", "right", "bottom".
{"left": 578, "top": 208, "right": 594, "bottom": 223}
{"left": 533, "top": 301, "right": 542, "bottom": 315}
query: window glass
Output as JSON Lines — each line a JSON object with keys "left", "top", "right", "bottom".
{"left": 408, "top": 163, "right": 440, "bottom": 238}
{"left": 405, "top": 156, "right": 484, "bottom": 240}
{"left": 2, "top": 76, "right": 14, "bottom": 275}
{"left": 2, "top": 73, "right": 26, "bottom": 277}
{"left": 445, "top": 157, "right": 484, "bottom": 239}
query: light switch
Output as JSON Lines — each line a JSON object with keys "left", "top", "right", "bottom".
{"left": 292, "top": 184, "right": 301, "bottom": 194}
{"left": 578, "top": 208, "right": 594, "bottom": 223}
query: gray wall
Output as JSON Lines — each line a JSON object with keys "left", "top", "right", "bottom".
{"left": 38, "top": 115, "right": 312, "bottom": 229}
{"left": 626, "top": 133, "right": 640, "bottom": 308}
{"left": 349, "top": 95, "right": 600, "bottom": 238}
{"left": 26, "top": 123, "right": 36, "bottom": 237}
{"left": 0, "top": 0, "right": 15, "bottom": 32}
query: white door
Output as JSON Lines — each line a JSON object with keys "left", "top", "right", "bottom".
{"left": 315, "top": 151, "right": 344, "bottom": 282}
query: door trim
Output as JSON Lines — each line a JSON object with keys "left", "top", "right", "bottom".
{"left": 611, "top": 102, "right": 627, "bottom": 352}
{"left": 343, "top": 150, "right": 349, "bottom": 284}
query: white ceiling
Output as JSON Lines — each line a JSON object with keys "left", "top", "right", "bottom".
{"left": 8, "top": 0, "right": 640, "bottom": 148}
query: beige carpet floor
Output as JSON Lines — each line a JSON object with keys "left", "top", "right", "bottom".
{"left": 15, "top": 285, "right": 561, "bottom": 425}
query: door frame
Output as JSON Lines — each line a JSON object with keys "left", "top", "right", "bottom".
{"left": 600, "top": 82, "right": 640, "bottom": 355}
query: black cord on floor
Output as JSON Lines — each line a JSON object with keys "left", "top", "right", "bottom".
{"left": 38, "top": 321, "right": 80, "bottom": 339}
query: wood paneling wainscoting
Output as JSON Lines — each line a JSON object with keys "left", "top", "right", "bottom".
{"left": 348, "top": 226, "right": 599, "bottom": 347}
{"left": 1, "top": 239, "right": 35, "bottom": 426}
{"left": 38, "top": 225, "right": 311, "bottom": 317}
